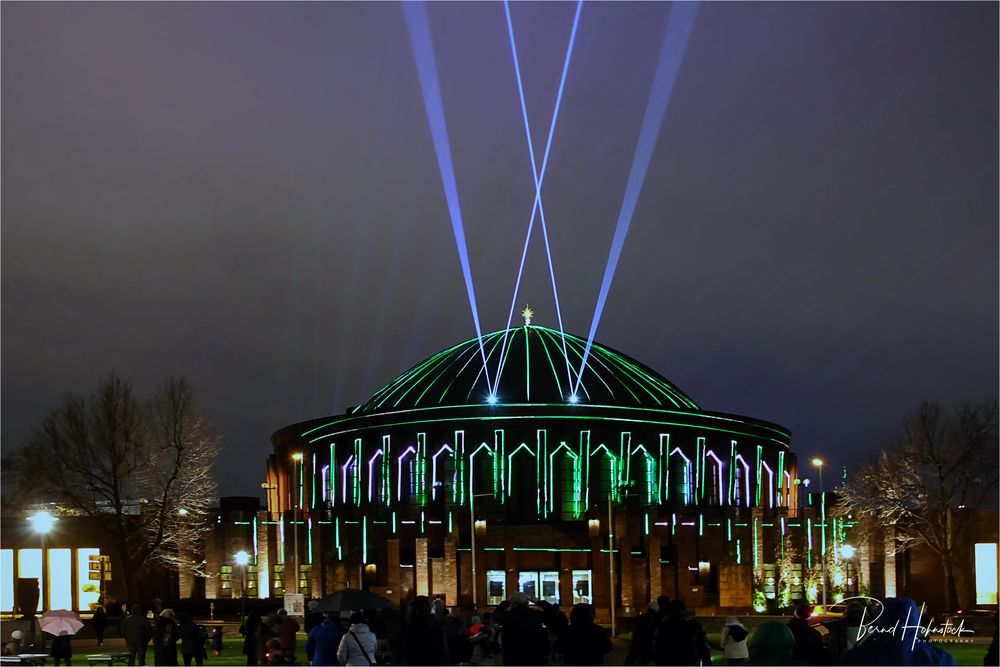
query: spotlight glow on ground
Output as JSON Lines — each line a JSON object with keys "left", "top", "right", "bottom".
{"left": 403, "top": 0, "right": 493, "bottom": 395}
{"left": 574, "top": 1, "right": 700, "bottom": 396}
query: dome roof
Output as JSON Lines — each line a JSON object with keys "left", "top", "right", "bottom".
{"left": 354, "top": 325, "right": 700, "bottom": 414}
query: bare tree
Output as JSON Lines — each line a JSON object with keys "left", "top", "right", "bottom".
{"left": 836, "top": 400, "right": 998, "bottom": 610}
{"left": 5, "top": 375, "right": 220, "bottom": 601}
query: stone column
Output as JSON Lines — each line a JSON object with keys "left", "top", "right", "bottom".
{"left": 883, "top": 529, "right": 897, "bottom": 598}
{"left": 444, "top": 537, "right": 458, "bottom": 607}
{"left": 648, "top": 535, "right": 662, "bottom": 603}
{"left": 559, "top": 543, "right": 573, "bottom": 607}
{"left": 256, "top": 516, "right": 271, "bottom": 599}
{"left": 387, "top": 539, "right": 402, "bottom": 607}
{"left": 415, "top": 538, "right": 430, "bottom": 597}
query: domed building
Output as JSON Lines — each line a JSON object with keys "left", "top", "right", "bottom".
{"left": 259, "top": 321, "right": 806, "bottom": 614}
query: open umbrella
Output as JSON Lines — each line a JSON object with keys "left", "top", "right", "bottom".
{"left": 317, "top": 589, "right": 393, "bottom": 613}
{"left": 39, "top": 609, "right": 84, "bottom": 637}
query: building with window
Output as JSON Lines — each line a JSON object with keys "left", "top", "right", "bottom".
{"left": 257, "top": 323, "right": 806, "bottom": 614}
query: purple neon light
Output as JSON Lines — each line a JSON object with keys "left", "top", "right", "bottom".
{"left": 574, "top": 2, "right": 700, "bottom": 395}
{"left": 403, "top": 1, "right": 493, "bottom": 395}
{"left": 496, "top": 0, "right": 583, "bottom": 390}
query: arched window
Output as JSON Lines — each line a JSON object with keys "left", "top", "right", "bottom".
{"left": 469, "top": 444, "right": 496, "bottom": 497}
{"left": 431, "top": 445, "right": 455, "bottom": 502}
{"left": 630, "top": 445, "right": 657, "bottom": 505}
{"left": 668, "top": 448, "right": 692, "bottom": 506}
{"left": 507, "top": 444, "right": 539, "bottom": 521}
{"left": 341, "top": 455, "right": 359, "bottom": 506}
{"left": 705, "top": 451, "right": 725, "bottom": 506}
{"left": 589, "top": 445, "right": 619, "bottom": 505}
{"left": 733, "top": 455, "right": 751, "bottom": 507}
{"left": 549, "top": 444, "right": 582, "bottom": 520}
{"left": 367, "top": 449, "right": 385, "bottom": 504}
{"left": 761, "top": 461, "right": 775, "bottom": 509}
{"left": 397, "top": 447, "right": 419, "bottom": 506}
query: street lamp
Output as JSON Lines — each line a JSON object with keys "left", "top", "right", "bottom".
{"left": 235, "top": 551, "right": 250, "bottom": 622}
{"left": 28, "top": 511, "right": 58, "bottom": 612}
{"left": 291, "top": 452, "right": 303, "bottom": 594}
{"left": 608, "top": 483, "right": 633, "bottom": 637}
{"left": 812, "top": 458, "right": 827, "bottom": 612}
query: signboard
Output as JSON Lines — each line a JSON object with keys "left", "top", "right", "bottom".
{"left": 283, "top": 593, "right": 305, "bottom": 617}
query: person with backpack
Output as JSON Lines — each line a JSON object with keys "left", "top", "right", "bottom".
{"left": 720, "top": 617, "right": 749, "bottom": 665}
{"left": 337, "top": 611, "right": 377, "bottom": 666}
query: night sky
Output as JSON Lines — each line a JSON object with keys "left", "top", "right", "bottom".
{"left": 3, "top": 2, "right": 997, "bottom": 497}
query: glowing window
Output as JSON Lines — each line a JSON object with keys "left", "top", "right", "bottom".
{"left": 76, "top": 549, "right": 100, "bottom": 610}
{"left": 48, "top": 549, "right": 72, "bottom": 611}
{"left": 518, "top": 571, "right": 539, "bottom": 598}
{"left": 18, "top": 549, "right": 42, "bottom": 609}
{"left": 1, "top": 550, "right": 13, "bottom": 613}
{"left": 975, "top": 543, "right": 998, "bottom": 605}
{"left": 486, "top": 570, "right": 506, "bottom": 606}
{"left": 540, "top": 572, "right": 560, "bottom": 604}
{"left": 572, "top": 570, "right": 592, "bottom": 604}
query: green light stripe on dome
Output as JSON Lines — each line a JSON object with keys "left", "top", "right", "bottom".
{"left": 534, "top": 326, "right": 565, "bottom": 399}
{"left": 438, "top": 338, "right": 489, "bottom": 405}
{"left": 414, "top": 337, "right": 482, "bottom": 408}
{"left": 464, "top": 333, "right": 508, "bottom": 402}
{"left": 591, "top": 344, "right": 676, "bottom": 408}
{"left": 604, "top": 347, "right": 697, "bottom": 409}
{"left": 555, "top": 331, "right": 620, "bottom": 402}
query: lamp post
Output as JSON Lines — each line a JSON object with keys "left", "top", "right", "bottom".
{"left": 235, "top": 551, "right": 249, "bottom": 623}
{"left": 291, "top": 452, "right": 303, "bottom": 594}
{"left": 811, "top": 458, "right": 826, "bottom": 612}
{"left": 469, "top": 492, "right": 492, "bottom": 610}
{"left": 28, "top": 511, "right": 58, "bottom": 613}
{"left": 607, "top": 483, "right": 632, "bottom": 636}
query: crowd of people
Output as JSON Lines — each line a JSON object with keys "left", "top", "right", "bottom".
{"left": 1, "top": 592, "right": 996, "bottom": 666}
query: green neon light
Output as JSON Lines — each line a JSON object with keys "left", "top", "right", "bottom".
{"left": 311, "top": 452, "right": 316, "bottom": 509}
{"left": 336, "top": 517, "right": 342, "bottom": 560}
{"left": 392, "top": 511, "right": 397, "bottom": 534}
{"left": 727, "top": 518, "right": 732, "bottom": 541}
{"left": 512, "top": 547, "right": 590, "bottom": 553}
{"left": 736, "top": 538, "right": 742, "bottom": 564}
{"left": 699, "top": 514, "right": 704, "bottom": 536}
{"left": 644, "top": 513, "right": 650, "bottom": 535}
{"left": 362, "top": 516, "right": 368, "bottom": 564}
{"left": 329, "top": 442, "right": 336, "bottom": 505}
{"left": 307, "top": 518, "right": 313, "bottom": 564}
{"left": 752, "top": 517, "right": 758, "bottom": 568}
{"left": 279, "top": 516, "right": 285, "bottom": 563}
{"left": 755, "top": 444, "right": 763, "bottom": 506}
{"left": 253, "top": 516, "right": 259, "bottom": 559}
{"left": 304, "top": 405, "right": 791, "bottom": 447}
{"left": 807, "top": 517, "right": 812, "bottom": 568}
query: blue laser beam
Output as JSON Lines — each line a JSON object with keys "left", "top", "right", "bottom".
{"left": 574, "top": 1, "right": 700, "bottom": 396}
{"left": 496, "top": 0, "right": 583, "bottom": 390}
{"left": 403, "top": 0, "right": 493, "bottom": 395}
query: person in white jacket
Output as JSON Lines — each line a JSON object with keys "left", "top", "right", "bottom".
{"left": 337, "top": 612, "right": 378, "bottom": 666}
{"left": 720, "top": 616, "right": 750, "bottom": 665}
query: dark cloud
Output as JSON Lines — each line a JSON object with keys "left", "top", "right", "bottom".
{"left": 3, "top": 2, "right": 996, "bottom": 494}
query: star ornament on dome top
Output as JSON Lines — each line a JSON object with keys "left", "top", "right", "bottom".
{"left": 521, "top": 305, "right": 533, "bottom": 327}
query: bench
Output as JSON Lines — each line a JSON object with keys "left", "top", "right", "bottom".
{"left": 85, "top": 654, "right": 130, "bottom": 666}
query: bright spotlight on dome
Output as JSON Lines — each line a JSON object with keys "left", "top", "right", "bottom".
{"left": 568, "top": 394, "right": 579, "bottom": 404}
{"left": 487, "top": 393, "right": 498, "bottom": 405}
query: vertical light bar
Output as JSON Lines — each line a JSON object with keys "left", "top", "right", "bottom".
{"left": 362, "top": 516, "right": 368, "bottom": 564}
{"left": 307, "top": 518, "right": 313, "bottom": 564}
{"left": 574, "top": 1, "right": 701, "bottom": 394}
{"left": 402, "top": 0, "right": 493, "bottom": 394}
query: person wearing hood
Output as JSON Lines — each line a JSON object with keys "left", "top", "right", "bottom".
{"left": 720, "top": 616, "right": 750, "bottom": 665}
{"left": 154, "top": 609, "right": 180, "bottom": 666}
{"left": 747, "top": 621, "right": 801, "bottom": 666}
{"left": 840, "top": 597, "right": 956, "bottom": 666}
{"left": 306, "top": 612, "right": 344, "bottom": 667}
{"left": 337, "top": 612, "right": 377, "bottom": 666}
{"left": 625, "top": 599, "right": 662, "bottom": 666}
